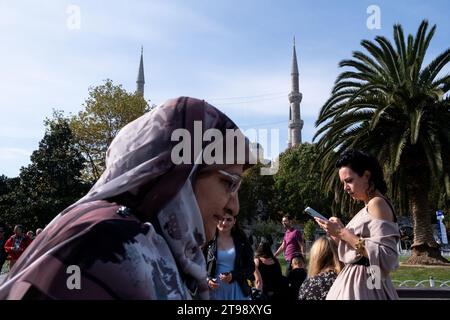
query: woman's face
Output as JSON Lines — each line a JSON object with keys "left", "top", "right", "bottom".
{"left": 338, "top": 166, "right": 370, "bottom": 202}
{"left": 217, "top": 213, "right": 236, "bottom": 233}
{"left": 194, "top": 164, "right": 243, "bottom": 242}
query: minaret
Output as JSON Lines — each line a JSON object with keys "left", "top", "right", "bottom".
{"left": 288, "top": 37, "right": 303, "bottom": 148}
{"left": 136, "top": 46, "right": 145, "bottom": 96}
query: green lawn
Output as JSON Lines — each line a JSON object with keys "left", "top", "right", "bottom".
{"left": 279, "top": 255, "right": 450, "bottom": 287}
{"left": 391, "top": 266, "right": 450, "bottom": 286}
{"left": 392, "top": 256, "right": 450, "bottom": 287}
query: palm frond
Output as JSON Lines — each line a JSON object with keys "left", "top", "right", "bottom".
{"left": 420, "top": 48, "right": 450, "bottom": 85}
{"left": 369, "top": 103, "right": 392, "bottom": 130}
{"left": 315, "top": 20, "right": 450, "bottom": 218}
{"left": 393, "top": 24, "right": 407, "bottom": 73}
{"left": 392, "top": 131, "right": 409, "bottom": 171}
{"left": 410, "top": 109, "right": 424, "bottom": 144}
{"left": 375, "top": 36, "right": 402, "bottom": 84}
{"left": 352, "top": 51, "right": 386, "bottom": 76}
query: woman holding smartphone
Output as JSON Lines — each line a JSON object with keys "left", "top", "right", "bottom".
{"left": 204, "top": 212, "right": 255, "bottom": 300}
{"left": 314, "top": 149, "right": 400, "bottom": 300}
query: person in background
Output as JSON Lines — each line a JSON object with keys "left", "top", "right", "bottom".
{"left": 287, "top": 254, "right": 307, "bottom": 300}
{"left": 298, "top": 236, "right": 342, "bottom": 300}
{"left": 4, "top": 225, "right": 32, "bottom": 270}
{"left": 35, "top": 228, "right": 43, "bottom": 237}
{"left": 26, "top": 231, "right": 34, "bottom": 240}
{"left": 274, "top": 215, "right": 305, "bottom": 276}
{"left": 253, "top": 240, "right": 286, "bottom": 301}
{"left": 205, "top": 212, "right": 255, "bottom": 300}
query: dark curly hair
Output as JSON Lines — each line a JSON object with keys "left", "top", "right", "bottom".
{"left": 335, "top": 149, "right": 387, "bottom": 194}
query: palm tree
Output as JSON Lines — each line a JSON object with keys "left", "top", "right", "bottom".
{"left": 314, "top": 20, "right": 450, "bottom": 265}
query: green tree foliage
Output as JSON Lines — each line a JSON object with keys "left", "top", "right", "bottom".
{"left": 314, "top": 20, "right": 450, "bottom": 264}
{"left": 239, "top": 163, "right": 275, "bottom": 223}
{"left": 273, "top": 143, "right": 333, "bottom": 222}
{"left": 70, "top": 79, "right": 150, "bottom": 182}
{"left": 0, "top": 113, "right": 89, "bottom": 231}
{"left": 0, "top": 175, "right": 20, "bottom": 232}
{"left": 303, "top": 219, "right": 317, "bottom": 241}
{"left": 249, "top": 219, "right": 282, "bottom": 245}
{"left": 0, "top": 175, "right": 19, "bottom": 197}
{"left": 239, "top": 143, "right": 333, "bottom": 225}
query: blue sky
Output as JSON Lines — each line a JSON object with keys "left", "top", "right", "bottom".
{"left": 1, "top": 0, "right": 449, "bottom": 177}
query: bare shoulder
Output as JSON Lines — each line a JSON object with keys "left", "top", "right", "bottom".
{"left": 367, "top": 197, "right": 394, "bottom": 222}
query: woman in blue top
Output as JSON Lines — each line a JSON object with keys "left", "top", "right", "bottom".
{"left": 205, "top": 212, "right": 254, "bottom": 300}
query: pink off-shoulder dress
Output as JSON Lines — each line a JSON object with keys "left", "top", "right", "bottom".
{"left": 326, "top": 205, "right": 400, "bottom": 300}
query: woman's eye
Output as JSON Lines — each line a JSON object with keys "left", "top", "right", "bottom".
{"left": 221, "top": 178, "right": 233, "bottom": 188}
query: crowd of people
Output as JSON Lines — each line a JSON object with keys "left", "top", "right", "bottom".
{"left": 0, "top": 224, "right": 44, "bottom": 273}
{"left": 0, "top": 97, "right": 400, "bottom": 300}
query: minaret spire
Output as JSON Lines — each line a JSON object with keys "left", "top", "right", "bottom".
{"left": 288, "top": 37, "right": 303, "bottom": 148}
{"left": 136, "top": 46, "right": 145, "bottom": 96}
{"left": 291, "top": 37, "right": 299, "bottom": 78}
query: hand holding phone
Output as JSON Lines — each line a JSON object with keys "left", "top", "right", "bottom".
{"left": 304, "top": 207, "right": 328, "bottom": 221}
{"left": 219, "top": 271, "right": 232, "bottom": 283}
{"left": 208, "top": 278, "right": 219, "bottom": 289}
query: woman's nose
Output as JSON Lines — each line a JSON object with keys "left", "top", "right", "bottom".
{"left": 225, "top": 192, "right": 239, "bottom": 216}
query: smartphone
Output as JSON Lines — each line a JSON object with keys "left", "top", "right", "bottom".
{"left": 304, "top": 207, "right": 328, "bottom": 221}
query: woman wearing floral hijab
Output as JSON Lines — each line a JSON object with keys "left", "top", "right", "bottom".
{"left": 0, "top": 97, "right": 255, "bottom": 300}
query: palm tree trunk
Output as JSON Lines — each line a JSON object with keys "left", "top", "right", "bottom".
{"left": 405, "top": 168, "right": 449, "bottom": 265}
